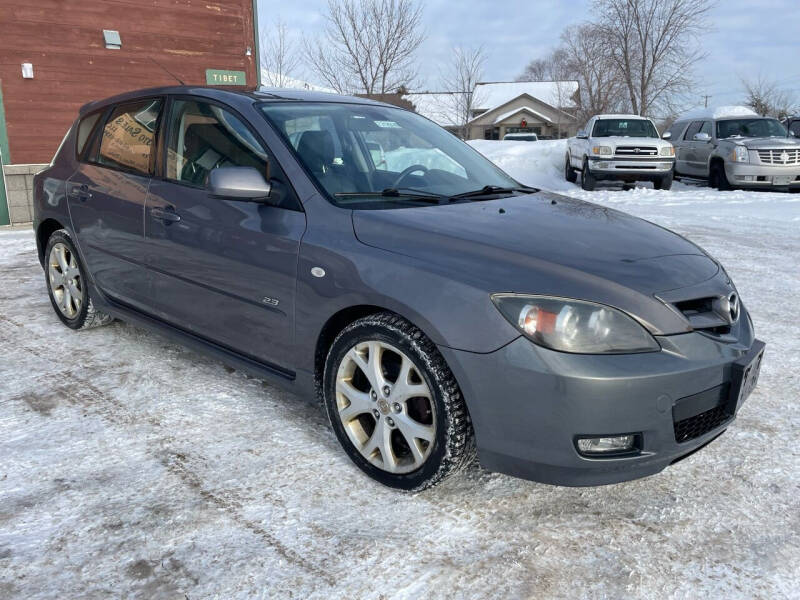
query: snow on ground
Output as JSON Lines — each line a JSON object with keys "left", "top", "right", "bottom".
{"left": 2, "top": 142, "right": 800, "bottom": 599}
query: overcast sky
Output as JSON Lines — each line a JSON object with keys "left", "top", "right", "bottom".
{"left": 257, "top": 0, "right": 800, "bottom": 111}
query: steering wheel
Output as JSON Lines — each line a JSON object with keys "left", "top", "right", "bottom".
{"left": 391, "top": 164, "right": 429, "bottom": 188}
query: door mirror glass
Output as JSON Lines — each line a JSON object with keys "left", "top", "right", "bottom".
{"left": 207, "top": 166, "right": 271, "bottom": 200}
{"left": 576, "top": 130, "right": 588, "bottom": 139}
{"left": 662, "top": 131, "right": 672, "bottom": 140}
{"left": 693, "top": 132, "right": 711, "bottom": 142}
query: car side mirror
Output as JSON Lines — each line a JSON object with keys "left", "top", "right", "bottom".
{"left": 693, "top": 132, "right": 711, "bottom": 143}
{"left": 207, "top": 166, "right": 271, "bottom": 201}
{"left": 662, "top": 131, "right": 672, "bottom": 140}
{"left": 576, "top": 131, "right": 588, "bottom": 140}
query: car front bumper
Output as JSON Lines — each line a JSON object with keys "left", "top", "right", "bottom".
{"left": 588, "top": 156, "right": 675, "bottom": 179}
{"left": 726, "top": 162, "right": 800, "bottom": 187}
{"left": 440, "top": 311, "right": 762, "bottom": 487}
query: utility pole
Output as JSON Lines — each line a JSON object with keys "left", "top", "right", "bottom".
{"left": 702, "top": 94, "right": 711, "bottom": 108}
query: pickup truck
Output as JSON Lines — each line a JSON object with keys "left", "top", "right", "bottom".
{"left": 565, "top": 114, "right": 675, "bottom": 191}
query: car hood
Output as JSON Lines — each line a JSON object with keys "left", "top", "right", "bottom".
{"left": 352, "top": 192, "right": 718, "bottom": 300}
{"left": 726, "top": 136, "right": 800, "bottom": 149}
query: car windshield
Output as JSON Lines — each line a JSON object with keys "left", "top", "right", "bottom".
{"left": 592, "top": 119, "right": 658, "bottom": 138}
{"left": 259, "top": 102, "right": 521, "bottom": 208}
{"left": 717, "top": 118, "right": 788, "bottom": 139}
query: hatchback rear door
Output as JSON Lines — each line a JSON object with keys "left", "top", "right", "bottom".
{"left": 67, "top": 98, "right": 163, "bottom": 311}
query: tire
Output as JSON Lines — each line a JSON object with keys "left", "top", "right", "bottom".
{"left": 709, "top": 162, "right": 732, "bottom": 191}
{"left": 565, "top": 154, "right": 577, "bottom": 183}
{"left": 44, "top": 229, "right": 113, "bottom": 330}
{"left": 654, "top": 172, "right": 673, "bottom": 190}
{"left": 581, "top": 158, "right": 596, "bottom": 191}
{"left": 321, "top": 312, "right": 475, "bottom": 491}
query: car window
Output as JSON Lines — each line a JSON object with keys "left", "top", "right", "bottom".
{"left": 166, "top": 99, "right": 269, "bottom": 186}
{"left": 591, "top": 119, "right": 658, "bottom": 138}
{"left": 260, "top": 102, "right": 519, "bottom": 209}
{"left": 165, "top": 99, "right": 300, "bottom": 210}
{"left": 664, "top": 121, "right": 686, "bottom": 141}
{"left": 789, "top": 120, "right": 800, "bottom": 137}
{"left": 699, "top": 121, "right": 712, "bottom": 136}
{"left": 717, "top": 118, "right": 787, "bottom": 139}
{"left": 76, "top": 112, "right": 102, "bottom": 158}
{"left": 683, "top": 121, "right": 703, "bottom": 140}
{"left": 94, "top": 99, "right": 163, "bottom": 176}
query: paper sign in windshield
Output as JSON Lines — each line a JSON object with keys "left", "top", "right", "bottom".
{"left": 375, "top": 121, "right": 401, "bottom": 129}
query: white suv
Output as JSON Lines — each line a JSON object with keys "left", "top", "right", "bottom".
{"left": 566, "top": 114, "right": 675, "bottom": 191}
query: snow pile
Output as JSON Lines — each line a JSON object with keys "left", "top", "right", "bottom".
{"left": 678, "top": 105, "right": 758, "bottom": 121}
{"left": 468, "top": 139, "right": 573, "bottom": 191}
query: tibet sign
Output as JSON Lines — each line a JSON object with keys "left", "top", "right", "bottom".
{"left": 206, "top": 69, "right": 247, "bottom": 86}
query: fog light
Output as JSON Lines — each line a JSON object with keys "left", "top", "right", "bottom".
{"left": 576, "top": 435, "right": 636, "bottom": 455}
{"left": 597, "top": 162, "right": 610, "bottom": 169}
{"left": 744, "top": 175, "right": 754, "bottom": 182}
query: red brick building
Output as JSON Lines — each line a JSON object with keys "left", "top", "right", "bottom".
{"left": 0, "top": 0, "right": 258, "bottom": 224}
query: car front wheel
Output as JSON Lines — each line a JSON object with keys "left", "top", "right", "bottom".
{"left": 581, "top": 158, "right": 596, "bottom": 191}
{"left": 565, "top": 154, "right": 578, "bottom": 183}
{"left": 44, "top": 229, "right": 113, "bottom": 330}
{"left": 322, "top": 312, "right": 475, "bottom": 491}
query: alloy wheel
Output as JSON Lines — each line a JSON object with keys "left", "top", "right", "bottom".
{"left": 335, "top": 340, "right": 436, "bottom": 474}
{"left": 48, "top": 242, "right": 84, "bottom": 319}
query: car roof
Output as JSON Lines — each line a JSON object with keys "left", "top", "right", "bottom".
{"left": 78, "top": 85, "right": 390, "bottom": 116}
{"left": 593, "top": 114, "right": 651, "bottom": 120}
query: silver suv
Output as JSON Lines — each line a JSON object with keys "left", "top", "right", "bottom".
{"left": 666, "top": 110, "right": 800, "bottom": 191}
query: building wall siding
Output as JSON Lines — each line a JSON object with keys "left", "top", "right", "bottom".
{"left": 0, "top": 0, "right": 256, "bottom": 165}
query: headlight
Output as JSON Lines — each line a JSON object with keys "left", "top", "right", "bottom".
{"left": 660, "top": 146, "right": 675, "bottom": 156}
{"left": 491, "top": 294, "right": 660, "bottom": 354}
{"left": 732, "top": 146, "right": 749, "bottom": 162}
{"left": 592, "top": 146, "right": 613, "bottom": 156}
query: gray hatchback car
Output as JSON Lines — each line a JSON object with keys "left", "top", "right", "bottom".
{"left": 33, "top": 86, "right": 765, "bottom": 491}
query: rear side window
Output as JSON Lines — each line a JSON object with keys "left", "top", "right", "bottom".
{"left": 76, "top": 112, "right": 102, "bottom": 158}
{"left": 93, "top": 99, "right": 163, "bottom": 176}
{"left": 664, "top": 121, "right": 686, "bottom": 141}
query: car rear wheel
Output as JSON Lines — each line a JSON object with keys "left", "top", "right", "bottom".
{"left": 45, "top": 230, "right": 113, "bottom": 330}
{"left": 565, "top": 154, "right": 578, "bottom": 183}
{"left": 322, "top": 312, "right": 475, "bottom": 491}
{"left": 581, "top": 158, "right": 596, "bottom": 191}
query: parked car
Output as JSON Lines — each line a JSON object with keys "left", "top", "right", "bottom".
{"left": 666, "top": 107, "right": 800, "bottom": 191}
{"left": 566, "top": 114, "right": 675, "bottom": 191}
{"left": 503, "top": 132, "right": 538, "bottom": 142}
{"left": 33, "top": 87, "right": 764, "bottom": 491}
{"left": 782, "top": 115, "right": 800, "bottom": 139}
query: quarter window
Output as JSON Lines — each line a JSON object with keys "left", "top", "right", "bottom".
{"left": 95, "top": 99, "right": 163, "bottom": 176}
{"left": 76, "top": 112, "right": 102, "bottom": 158}
{"left": 165, "top": 99, "right": 268, "bottom": 186}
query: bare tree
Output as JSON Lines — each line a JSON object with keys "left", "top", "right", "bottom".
{"left": 261, "top": 20, "right": 301, "bottom": 87}
{"left": 595, "top": 0, "right": 714, "bottom": 116}
{"left": 560, "top": 24, "right": 628, "bottom": 123}
{"left": 440, "top": 45, "right": 487, "bottom": 138}
{"left": 304, "top": 0, "right": 424, "bottom": 95}
{"left": 741, "top": 74, "right": 798, "bottom": 119}
{"left": 517, "top": 57, "right": 551, "bottom": 82}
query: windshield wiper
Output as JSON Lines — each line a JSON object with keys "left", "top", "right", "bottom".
{"left": 449, "top": 185, "right": 538, "bottom": 201}
{"left": 334, "top": 188, "right": 445, "bottom": 204}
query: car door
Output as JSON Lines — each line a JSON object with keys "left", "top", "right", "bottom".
{"left": 144, "top": 97, "right": 306, "bottom": 370}
{"left": 67, "top": 98, "right": 163, "bottom": 310}
{"left": 678, "top": 120, "right": 713, "bottom": 177}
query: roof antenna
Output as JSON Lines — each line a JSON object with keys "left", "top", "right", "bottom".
{"left": 150, "top": 57, "right": 185, "bottom": 85}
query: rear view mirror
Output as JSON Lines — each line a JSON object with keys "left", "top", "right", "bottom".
{"left": 207, "top": 167, "right": 271, "bottom": 201}
{"left": 693, "top": 132, "right": 711, "bottom": 143}
{"left": 576, "top": 130, "right": 588, "bottom": 139}
{"left": 662, "top": 131, "right": 672, "bottom": 140}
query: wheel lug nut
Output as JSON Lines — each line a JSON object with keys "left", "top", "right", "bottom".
{"left": 386, "top": 417, "right": 395, "bottom": 427}
{"left": 393, "top": 403, "right": 401, "bottom": 413}
{"left": 382, "top": 385, "right": 391, "bottom": 396}
{"left": 370, "top": 390, "right": 377, "bottom": 400}
{"left": 372, "top": 409, "right": 380, "bottom": 419}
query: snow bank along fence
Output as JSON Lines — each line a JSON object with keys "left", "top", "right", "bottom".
{"left": 1, "top": 163, "right": 47, "bottom": 225}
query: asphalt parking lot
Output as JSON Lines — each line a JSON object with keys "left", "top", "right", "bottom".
{"left": 1, "top": 187, "right": 799, "bottom": 599}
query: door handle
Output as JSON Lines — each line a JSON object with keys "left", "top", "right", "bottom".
{"left": 68, "top": 183, "right": 91, "bottom": 202}
{"left": 150, "top": 206, "right": 181, "bottom": 224}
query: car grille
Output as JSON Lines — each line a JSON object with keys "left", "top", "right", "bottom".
{"left": 756, "top": 148, "right": 800, "bottom": 165}
{"left": 615, "top": 145, "right": 658, "bottom": 156}
{"left": 673, "top": 383, "right": 733, "bottom": 443}
{"left": 674, "top": 404, "right": 731, "bottom": 443}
